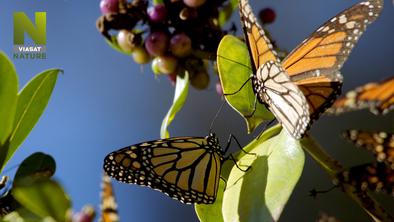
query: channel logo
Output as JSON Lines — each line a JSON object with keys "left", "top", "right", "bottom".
{"left": 13, "top": 12, "right": 47, "bottom": 60}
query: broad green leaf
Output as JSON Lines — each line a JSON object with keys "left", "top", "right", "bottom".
{"left": 6, "top": 69, "right": 61, "bottom": 165}
{"left": 195, "top": 125, "right": 282, "bottom": 222}
{"left": 217, "top": 35, "right": 274, "bottom": 134}
{"left": 218, "top": 0, "right": 238, "bottom": 26}
{"left": 105, "top": 36, "right": 132, "bottom": 55}
{"left": 160, "top": 72, "right": 189, "bottom": 138}
{"left": 14, "top": 152, "right": 56, "bottom": 186}
{"left": 12, "top": 179, "right": 71, "bottom": 222}
{"left": 222, "top": 128, "right": 305, "bottom": 222}
{"left": 0, "top": 51, "right": 18, "bottom": 145}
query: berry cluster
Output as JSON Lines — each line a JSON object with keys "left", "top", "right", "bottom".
{"left": 97, "top": 0, "right": 279, "bottom": 94}
{"left": 97, "top": 0, "right": 235, "bottom": 90}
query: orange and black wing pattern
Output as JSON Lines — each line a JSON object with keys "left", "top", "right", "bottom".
{"left": 282, "top": 0, "right": 383, "bottom": 120}
{"left": 239, "top": 0, "right": 310, "bottom": 139}
{"left": 100, "top": 174, "right": 119, "bottom": 222}
{"left": 329, "top": 76, "right": 394, "bottom": 115}
{"left": 239, "top": 0, "right": 279, "bottom": 73}
{"left": 103, "top": 135, "right": 223, "bottom": 204}
{"left": 337, "top": 162, "right": 394, "bottom": 196}
{"left": 343, "top": 130, "right": 394, "bottom": 169}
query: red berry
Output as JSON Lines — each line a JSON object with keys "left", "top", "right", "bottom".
{"left": 259, "top": 8, "right": 276, "bottom": 24}
{"left": 148, "top": 4, "right": 167, "bottom": 22}
{"left": 170, "top": 33, "right": 192, "bottom": 57}
{"left": 168, "top": 73, "right": 177, "bottom": 86}
{"left": 183, "top": 0, "right": 206, "bottom": 8}
{"left": 157, "top": 55, "right": 178, "bottom": 74}
{"left": 145, "top": 31, "right": 169, "bottom": 56}
{"left": 100, "top": 0, "right": 119, "bottom": 14}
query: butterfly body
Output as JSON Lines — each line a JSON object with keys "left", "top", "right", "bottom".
{"left": 104, "top": 133, "right": 224, "bottom": 204}
{"left": 238, "top": 0, "right": 383, "bottom": 139}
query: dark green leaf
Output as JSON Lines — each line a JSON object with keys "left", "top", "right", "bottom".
{"left": 160, "top": 72, "right": 189, "bottom": 138}
{"left": 6, "top": 69, "right": 61, "bottom": 165}
{"left": 222, "top": 127, "right": 304, "bottom": 221}
{"left": 0, "top": 51, "right": 18, "bottom": 145}
{"left": 12, "top": 179, "right": 71, "bottom": 222}
{"left": 217, "top": 35, "right": 274, "bottom": 133}
{"left": 14, "top": 152, "right": 56, "bottom": 186}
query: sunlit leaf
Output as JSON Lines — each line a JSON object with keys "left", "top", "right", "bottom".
{"left": 0, "top": 52, "right": 18, "bottom": 145}
{"left": 195, "top": 125, "right": 282, "bottom": 222}
{"left": 6, "top": 69, "right": 61, "bottom": 166}
{"left": 160, "top": 72, "right": 189, "bottom": 138}
{"left": 222, "top": 127, "right": 305, "bottom": 222}
{"left": 217, "top": 35, "right": 274, "bottom": 133}
{"left": 12, "top": 179, "right": 71, "bottom": 222}
{"left": 14, "top": 152, "right": 56, "bottom": 186}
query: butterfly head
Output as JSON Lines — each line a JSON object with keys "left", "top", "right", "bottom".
{"left": 206, "top": 132, "right": 220, "bottom": 150}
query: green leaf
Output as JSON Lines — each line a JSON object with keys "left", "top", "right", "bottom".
{"left": 12, "top": 179, "right": 71, "bottom": 222}
{"left": 218, "top": 0, "right": 238, "bottom": 26}
{"left": 6, "top": 69, "right": 61, "bottom": 165}
{"left": 160, "top": 72, "right": 189, "bottom": 138}
{"left": 105, "top": 36, "right": 132, "bottom": 55}
{"left": 3, "top": 208, "right": 44, "bottom": 222}
{"left": 195, "top": 125, "right": 282, "bottom": 222}
{"left": 0, "top": 51, "right": 18, "bottom": 145}
{"left": 14, "top": 152, "right": 56, "bottom": 186}
{"left": 217, "top": 35, "right": 274, "bottom": 134}
{"left": 222, "top": 127, "right": 305, "bottom": 222}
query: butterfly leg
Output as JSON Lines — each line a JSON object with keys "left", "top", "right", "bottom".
{"left": 223, "top": 76, "right": 253, "bottom": 96}
{"left": 226, "top": 154, "right": 251, "bottom": 172}
{"left": 224, "top": 134, "right": 256, "bottom": 156}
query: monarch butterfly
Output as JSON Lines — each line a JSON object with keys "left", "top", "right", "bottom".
{"left": 336, "top": 162, "right": 394, "bottom": 196}
{"left": 343, "top": 130, "right": 394, "bottom": 169}
{"left": 103, "top": 133, "right": 245, "bottom": 204}
{"left": 100, "top": 174, "right": 119, "bottom": 222}
{"left": 328, "top": 76, "right": 394, "bottom": 115}
{"left": 236, "top": 0, "right": 383, "bottom": 139}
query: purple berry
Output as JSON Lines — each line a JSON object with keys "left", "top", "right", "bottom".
{"left": 157, "top": 55, "right": 178, "bottom": 74}
{"left": 183, "top": 0, "right": 206, "bottom": 8}
{"left": 259, "top": 8, "right": 276, "bottom": 24}
{"left": 148, "top": 4, "right": 167, "bottom": 22}
{"left": 145, "top": 31, "right": 169, "bottom": 56}
{"left": 170, "top": 33, "right": 192, "bottom": 57}
{"left": 100, "top": 0, "right": 119, "bottom": 14}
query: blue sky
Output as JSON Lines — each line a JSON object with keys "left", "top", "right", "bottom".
{"left": 0, "top": 0, "right": 393, "bottom": 221}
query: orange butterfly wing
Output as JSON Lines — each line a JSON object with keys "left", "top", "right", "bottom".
{"left": 239, "top": 0, "right": 279, "bottom": 73}
{"left": 329, "top": 76, "right": 394, "bottom": 115}
{"left": 101, "top": 174, "right": 119, "bottom": 222}
{"left": 282, "top": 0, "right": 384, "bottom": 119}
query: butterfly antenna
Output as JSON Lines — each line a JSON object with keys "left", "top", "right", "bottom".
{"left": 209, "top": 99, "right": 226, "bottom": 133}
